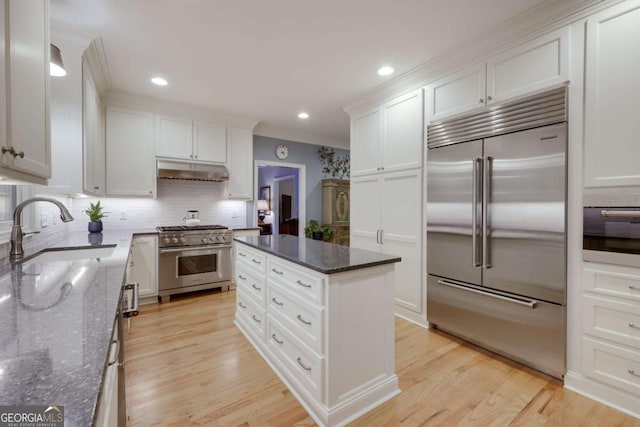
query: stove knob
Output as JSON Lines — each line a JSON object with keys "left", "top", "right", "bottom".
{"left": 179, "top": 236, "right": 186, "bottom": 243}
{"left": 172, "top": 236, "right": 179, "bottom": 244}
{"left": 202, "top": 237, "right": 208, "bottom": 244}
{"left": 164, "top": 237, "right": 171, "bottom": 244}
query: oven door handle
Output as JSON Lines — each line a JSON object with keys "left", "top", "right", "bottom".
{"left": 159, "top": 245, "right": 232, "bottom": 253}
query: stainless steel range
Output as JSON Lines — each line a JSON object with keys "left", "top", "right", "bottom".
{"left": 157, "top": 225, "right": 233, "bottom": 303}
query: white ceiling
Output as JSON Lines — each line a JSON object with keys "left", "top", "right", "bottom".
{"left": 50, "top": 0, "right": 555, "bottom": 149}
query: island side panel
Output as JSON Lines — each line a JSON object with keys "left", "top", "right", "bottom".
{"left": 326, "top": 264, "right": 399, "bottom": 409}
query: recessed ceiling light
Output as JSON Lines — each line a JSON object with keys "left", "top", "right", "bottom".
{"left": 151, "top": 77, "right": 168, "bottom": 86}
{"left": 298, "top": 112, "right": 309, "bottom": 119}
{"left": 377, "top": 66, "right": 394, "bottom": 76}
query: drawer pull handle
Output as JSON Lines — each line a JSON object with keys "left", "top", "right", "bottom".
{"left": 252, "top": 259, "right": 262, "bottom": 264}
{"left": 271, "top": 334, "right": 283, "bottom": 344}
{"left": 238, "top": 252, "right": 246, "bottom": 257}
{"left": 629, "top": 369, "right": 640, "bottom": 377}
{"left": 252, "top": 315, "right": 261, "bottom": 324}
{"left": 629, "top": 323, "right": 640, "bottom": 330}
{"left": 238, "top": 302, "right": 247, "bottom": 309}
{"left": 630, "top": 286, "right": 640, "bottom": 291}
{"left": 252, "top": 284, "right": 262, "bottom": 291}
{"left": 296, "top": 357, "right": 312, "bottom": 372}
{"left": 272, "top": 268, "right": 283, "bottom": 275}
{"left": 296, "top": 280, "right": 311, "bottom": 288}
{"left": 238, "top": 274, "right": 246, "bottom": 280}
{"left": 297, "top": 314, "right": 311, "bottom": 326}
{"left": 271, "top": 297, "right": 284, "bottom": 306}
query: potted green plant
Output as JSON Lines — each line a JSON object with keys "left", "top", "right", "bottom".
{"left": 304, "top": 219, "right": 333, "bottom": 242}
{"left": 84, "top": 201, "right": 105, "bottom": 233}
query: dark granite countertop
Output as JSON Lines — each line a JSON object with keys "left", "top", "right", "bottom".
{"left": 0, "top": 229, "right": 146, "bottom": 427}
{"left": 234, "top": 235, "right": 401, "bottom": 274}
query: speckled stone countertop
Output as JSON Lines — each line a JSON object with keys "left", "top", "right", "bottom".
{"left": 234, "top": 235, "right": 401, "bottom": 274}
{"left": 0, "top": 228, "right": 154, "bottom": 427}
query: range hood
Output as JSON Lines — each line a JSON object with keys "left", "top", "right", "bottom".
{"left": 157, "top": 159, "right": 229, "bottom": 182}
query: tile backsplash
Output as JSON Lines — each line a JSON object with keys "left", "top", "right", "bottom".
{"left": 32, "top": 179, "right": 247, "bottom": 235}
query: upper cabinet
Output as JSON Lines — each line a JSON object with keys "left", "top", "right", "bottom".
{"left": 226, "top": 127, "right": 253, "bottom": 199}
{"left": 156, "top": 115, "right": 226, "bottom": 163}
{"left": 83, "top": 59, "right": 105, "bottom": 196}
{"left": 583, "top": 0, "right": 640, "bottom": 188}
{"left": 105, "top": 105, "right": 155, "bottom": 197}
{"left": 351, "top": 89, "right": 423, "bottom": 177}
{"left": 426, "top": 27, "right": 569, "bottom": 123}
{"left": 0, "top": 0, "right": 51, "bottom": 183}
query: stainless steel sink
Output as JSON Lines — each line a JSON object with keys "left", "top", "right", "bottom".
{"left": 23, "top": 245, "right": 117, "bottom": 264}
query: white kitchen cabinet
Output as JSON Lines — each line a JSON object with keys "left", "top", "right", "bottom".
{"left": 226, "top": 127, "right": 253, "bottom": 199}
{"left": 82, "top": 59, "right": 105, "bottom": 196}
{"left": 128, "top": 235, "right": 158, "bottom": 300}
{"left": 583, "top": 0, "right": 640, "bottom": 187}
{"left": 155, "top": 115, "right": 226, "bottom": 163}
{"left": 426, "top": 28, "right": 569, "bottom": 123}
{"left": 426, "top": 63, "right": 486, "bottom": 123}
{"left": 105, "top": 105, "right": 155, "bottom": 197}
{"left": 350, "top": 89, "right": 423, "bottom": 177}
{"left": 350, "top": 169, "right": 424, "bottom": 317}
{"left": 565, "top": 261, "right": 640, "bottom": 418}
{"left": 234, "top": 241, "right": 398, "bottom": 427}
{"left": 0, "top": 0, "right": 51, "bottom": 183}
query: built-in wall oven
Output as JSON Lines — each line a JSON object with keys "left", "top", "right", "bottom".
{"left": 157, "top": 225, "right": 233, "bottom": 302}
{"left": 584, "top": 207, "right": 640, "bottom": 267}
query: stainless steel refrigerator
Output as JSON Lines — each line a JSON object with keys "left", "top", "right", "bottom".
{"left": 426, "top": 87, "right": 567, "bottom": 379}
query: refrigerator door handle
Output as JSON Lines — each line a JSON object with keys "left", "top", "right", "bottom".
{"left": 472, "top": 157, "right": 482, "bottom": 267}
{"left": 436, "top": 279, "right": 538, "bottom": 309}
{"left": 482, "top": 156, "right": 493, "bottom": 269}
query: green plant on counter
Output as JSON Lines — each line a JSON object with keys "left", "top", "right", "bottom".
{"left": 84, "top": 201, "right": 105, "bottom": 222}
{"left": 304, "top": 219, "right": 333, "bottom": 241}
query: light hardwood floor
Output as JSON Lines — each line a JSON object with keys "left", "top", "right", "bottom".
{"left": 125, "top": 290, "right": 640, "bottom": 426}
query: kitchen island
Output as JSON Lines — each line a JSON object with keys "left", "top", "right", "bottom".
{"left": 234, "top": 235, "right": 401, "bottom": 427}
{"left": 0, "top": 229, "right": 152, "bottom": 427}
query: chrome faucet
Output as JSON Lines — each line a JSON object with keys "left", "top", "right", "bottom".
{"left": 10, "top": 197, "right": 74, "bottom": 258}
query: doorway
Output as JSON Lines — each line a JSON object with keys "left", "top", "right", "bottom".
{"left": 255, "top": 160, "right": 306, "bottom": 237}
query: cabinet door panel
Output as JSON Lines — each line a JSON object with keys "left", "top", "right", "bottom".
{"left": 156, "top": 115, "right": 192, "bottom": 160}
{"left": 106, "top": 106, "right": 155, "bottom": 196}
{"left": 381, "top": 170, "right": 423, "bottom": 312}
{"left": 227, "top": 127, "right": 253, "bottom": 199}
{"left": 487, "top": 27, "right": 569, "bottom": 104}
{"left": 426, "top": 63, "right": 485, "bottom": 123}
{"left": 382, "top": 89, "right": 423, "bottom": 172}
{"left": 194, "top": 121, "right": 226, "bottom": 163}
{"left": 130, "top": 236, "right": 158, "bottom": 298}
{"left": 7, "top": 0, "right": 50, "bottom": 178}
{"left": 83, "top": 63, "right": 105, "bottom": 195}
{"left": 351, "top": 108, "right": 381, "bottom": 176}
{"left": 584, "top": 1, "right": 640, "bottom": 187}
{"left": 350, "top": 176, "right": 381, "bottom": 246}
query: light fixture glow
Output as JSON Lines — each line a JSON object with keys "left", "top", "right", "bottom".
{"left": 377, "top": 66, "right": 394, "bottom": 76}
{"left": 151, "top": 77, "right": 168, "bottom": 86}
{"left": 298, "top": 112, "right": 309, "bottom": 119}
{"left": 50, "top": 44, "right": 66, "bottom": 77}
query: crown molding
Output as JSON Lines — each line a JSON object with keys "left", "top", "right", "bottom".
{"left": 103, "top": 89, "right": 260, "bottom": 130}
{"left": 343, "top": 0, "right": 621, "bottom": 116}
{"left": 82, "top": 37, "right": 112, "bottom": 95}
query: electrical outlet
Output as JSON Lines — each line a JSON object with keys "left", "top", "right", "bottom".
{"left": 120, "top": 211, "right": 127, "bottom": 221}
{"left": 40, "top": 213, "right": 49, "bottom": 228}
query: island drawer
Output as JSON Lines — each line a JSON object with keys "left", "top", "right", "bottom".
{"left": 583, "top": 294, "right": 640, "bottom": 350}
{"left": 268, "top": 280, "right": 324, "bottom": 354}
{"left": 268, "top": 258, "right": 324, "bottom": 305}
{"left": 267, "top": 314, "right": 324, "bottom": 402}
{"left": 236, "top": 289, "right": 266, "bottom": 342}
{"left": 236, "top": 265, "right": 267, "bottom": 308}
{"left": 582, "top": 337, "right": 640, "bottom": 397}
{"left": 236, "top": 244, "right": 266, "bottom": 274}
